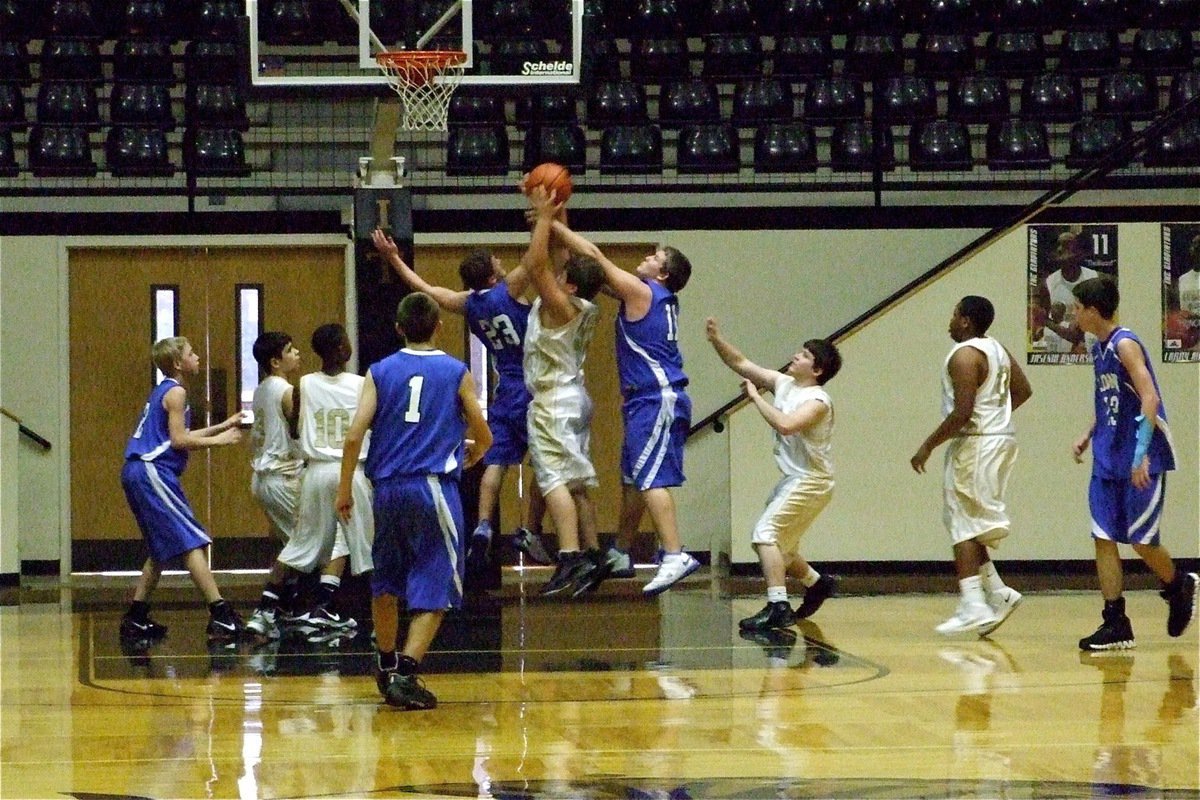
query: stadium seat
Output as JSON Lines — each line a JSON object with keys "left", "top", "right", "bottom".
{"left": 581, "top": 37, "right": 622, "bottom": 81}
{"left": 263, "top": 0, "right": 323, "bottom": 46}
{"left": 491, "top": 0, "right": 536, "bottom": 36}
{"left": 705, "top": 0, "right": 756, "bottom": 34}
{"left": 1095, "top": 72, "right": 1160, "bottom": 119}
{"left": 0, "top": 0, "right": 36, "bottom": 41}
{"left": 1066, "top": 0, "right": 1130, "bottom": 30}
{"left": 0, "top": 83, "right": 26, "bottom": 130}
{"left": 658, "top": 78, "right": 722, "bottom": 126}
{"left": 106, "top": 126, "right": 174, "bottom": 176}
{"left": 1065, "top": 116, "right": 1129, "bottom": 168}
{"left": 844, "top": 0, "right": 903, "bottom": 33}
{"left": 631, "top": 0, "right": 684, "bottom": 36}
{"left": 185, "top": 127, "right": 251, "bottom": 175}
{"left": 1144, "top": 117, "right": 1200, "bottom": 166}
{"left": 599, "top": 123, "right": 663, "bottom": 173}
{"left": 630, "top": 36, "right": 692, "bottom": 82}
{"left": 446, "top": 124, "right": 511, "bottom": 176}
{"left": 775, "top": 0, "right": 835, "bottom": 31}
{"left": 0, "top": 129, "right": 17, "bottom": 176}
{"left": 186, "top": 83, "right": 249, "bottom": 129}
{"left": 194, "top": 0, "right": 243, "bottom": 40}
{"left": 46, "top": 0, "right": 100, "bottom": 38}
{"left": 844, "top": 34, "right": 905, "bottom": 79}
{"left": 114, "top": 39, "right": 176, "bottom": 85}
{"left": 1058, "top": 30, "right": 1121, "bottom": 74}
{"left": 803, "top": 77, "right": 864, "bottom": 123}
{"left": 915, "top": 0, "right": 981, "bottom": 33}
{"left": 1168, "top": 70, "right": 1200, "bottom": 110}
{"left": 515, "top": 92, "right": 579, "bottom": 126}
{"left": 185, "top": 41, "right": 245, "bottom": 84}
{"left": 448, "top": 93, "right": 506, "bottom": 126}
{"left": 985, "top": 31, "right": 1046, "bottom": 75}
{"left": 772, "top": 35, "right": 833, "bottom": 78}
{"left": 0, "top": 40, "right": 32, "bottom": 86}
{"left": 986, "top": 118, "right": 1051, "bottom": 169}
{"left": 988, "top": 0, "right": 1055, "bottom": 31}
{"left": 677, "top": 123, "right": 740, "bottom": 172}
{"left": 915, "top": 34, "right": 976, "bottom": 77}
{"left": 876, "top": 76, "right": 938, "bottom": 123}
{"left": 909, "top": 119, "right": 973, "bottom": 170}
{"left": 521, "top": 124, "right": 587, "bottom": 172}
{"left": 587, "top": 80, "right": 649, "bottom": 125}
{"left": 701, "top": 34, "right": 763, "bottom": 80}
{"left": 1142, "top": 0, "right": 1200, "bottom": 27}
{"left": 29, "top": 124, "right": 97, "bottom": 176}
{"left": 731, "top": 77, "right": 794, "bottom": 126}
{"left": 753, "top": 122, "right": 817, "bottom": 172}
{"left": 490, "top": 39, "right": 549, "bottom": 77}
{"left": 830, "top": 119, "right": 896, "bottom": 171}
{"left": 1021, "top": 73, "right": 1083, "bottom": 121}
{"left": 949, "top": 74, "right": 1012, "bottom": 121}
{"left": 121, "top": 0, "right": 171, "bottom": 39}
{"left": 40, "top": 39, "right": 103, "bottom": 83}
{"left": 1130, "top": 29, "right": 1194, "bottom": 74}
{"left": 36, "top": 81, "right": 100, "bottom": 127}
{"left": 111, "top": 82, "right": 176, "bottom": 129}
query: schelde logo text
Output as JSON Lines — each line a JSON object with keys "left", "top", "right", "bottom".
{"left": 522, "top": 60, "right": 573, "bottom": 76}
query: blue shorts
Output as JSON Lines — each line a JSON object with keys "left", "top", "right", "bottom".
{"left": 121, "top": 459, "right": 212, "bottom": 563}
{"left": 621, "top": 387, "right": 691, "bottom": 491}
{"left": 1089, "top": 473, "right": 1165, "bottom": 546}
{"left": 370, "top": 475, "right": 465, "bottom": 612}
{"left": 484, "top": 375, "right": 531, "bottom": 466}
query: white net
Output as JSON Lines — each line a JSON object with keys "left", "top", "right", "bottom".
{"left": 376, "top": 51, "right": 467, "bottom": 131}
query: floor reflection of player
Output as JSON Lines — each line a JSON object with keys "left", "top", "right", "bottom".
{"left": 940, "top": 640, "right": 1018, "bottom": 790}
{"left": 1079, "top": 651, "right": 1163, "bottom": 794}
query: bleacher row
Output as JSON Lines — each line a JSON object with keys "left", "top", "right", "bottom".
{"left": 0, "top": 0, "right": 1197, "bottom": 184}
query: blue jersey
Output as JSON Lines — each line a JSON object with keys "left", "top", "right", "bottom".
{"left": 463, "top": 286, "right": 530, "bottom": 384}
{"left": 365, "top": 348, "right": 469, "bottom": 481}
{"left": 124, "top": 378, "right": 188, "bottom": 474}
{"left": 616, "top": 280, "right": 688, "bottom": 396}
{"left": 1090, "top": 327, "right": 1176, "bottom": 479}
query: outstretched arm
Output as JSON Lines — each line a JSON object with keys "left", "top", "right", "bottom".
{"left": 371, "top": 229, "right": 469, "bottom": 314}
{"left": 165, "top": 387, "right": 243, "bottom": 449}
{"left": 524, "top": 186, "right": 576, "bottom": 327}
{"left": 705, "top": 317, "right": 781, "bottom": 389}
{"left": 551, "top": 219, "right": 651, "bottom": 316}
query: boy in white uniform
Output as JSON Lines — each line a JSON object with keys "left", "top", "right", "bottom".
{"left": 911, "top": 296, "right": 1032, "bottom": 636}
{"left": 706, "top": 318, "right": 843, "bottom": 630}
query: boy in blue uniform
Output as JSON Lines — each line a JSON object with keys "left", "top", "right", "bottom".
{"left": 371, "top": 230, "right": 551, "bottom": 570}
{"left": 549, "top": 220, "right": 700, "bottom": 596}
{"left": 336, "top": 292, "right": 492, "bottom": 710}
{"left": 119, "top": 336, "right": 246, "bottom": 642}
{"left": 1071, "top": 277, "right": 1197, "bottom": 650}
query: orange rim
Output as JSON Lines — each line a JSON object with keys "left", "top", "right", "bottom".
{"left": 376, "top": 50, "right": 467, "bottom": 70}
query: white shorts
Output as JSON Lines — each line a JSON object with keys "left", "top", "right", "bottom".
{"left": 527, "top": 386, "right": 597, "bottom": 495}
{"left": 279, "top": 460, "right": 374, "bottom": 575}
{"left": 943, "top": 435, "right": 1017, "bottom": 547}
{"left": 251, "top": 469, "right": 300, "bottom": 540}
{"left": 751, "top": 473, "right": 833, "bottom": 556}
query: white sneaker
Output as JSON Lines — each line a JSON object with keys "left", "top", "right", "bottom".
{"left": 245, "top": 608, "right": 280, "bottom": 639}
{"left": 935, "top": 602, "right": 999, "bottom": 636}
{"left": 978, "top": 587, "right": 1023, "bottom": 637}
{"left": 606, "top": 546, "right": 635, "bottom": 579}
{"left": 642, "top": 552, "right": 700, "bottom": 597}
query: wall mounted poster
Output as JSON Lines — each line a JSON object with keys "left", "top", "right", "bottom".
{"left": 1162, "top": 223, "right": 1200, "bottom": 364}
{"left": 1028, "top": 224, "right": 1119, "bottom": 365}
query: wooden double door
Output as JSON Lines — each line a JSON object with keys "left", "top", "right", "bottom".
{"left": 69, "top": 245, "right": 346, "bottom": 571}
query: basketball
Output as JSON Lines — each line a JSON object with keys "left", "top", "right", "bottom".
{"left": 524, "top": 162, "right": 572, "bottom": 204}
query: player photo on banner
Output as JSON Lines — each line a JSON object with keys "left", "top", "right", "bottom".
{"left": 1027, "top": 224, "right": 1118, "bottom": 365}
{"left": 1162, "top": 223, "right": 1200, "bottom": 363}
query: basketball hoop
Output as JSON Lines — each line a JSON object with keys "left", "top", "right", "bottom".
{"left": 376, "top": 50, "right": 467, "bottom": 131}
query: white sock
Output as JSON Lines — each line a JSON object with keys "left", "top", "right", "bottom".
{"left": 319, "top": 574, "right": 341, "bottom": 591}
{"left": 959, "top": 575, "right": 987, "bottom": 608}
{"left": 766, "top": 585, "right": 789, "bottom": 604}
{"left": 800, "top": 566, "right": 820, "bottom": 588}
{"left": 979, "top": 561, "right": 1006, "bottom": 594}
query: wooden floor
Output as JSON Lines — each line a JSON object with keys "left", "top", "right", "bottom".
{"left": 1, "top": 570, "right": 1197, "bottom": 800}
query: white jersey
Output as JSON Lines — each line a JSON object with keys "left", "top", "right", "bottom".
{"left": 1179, "top": 270, "right": 1200, "bottom": 317}
{"left": 523, "top": 296, "right": 600, "bottom": 395}
{"left": 942, "top": 336, "right": 1014, "bottom": 436}
{"left": 250, "top": 375, "right": 303, "bottom": 475}
{"left": 297, "top": 371, "right": 369, "bottom": 463}
{"left": 772, "top": 375, "right": 834, "bottom": 481}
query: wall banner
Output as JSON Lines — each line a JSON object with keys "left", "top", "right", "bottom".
{"left": 1027, "top": 224, "right": 1118, "bottom": 365}
{"left": 1162, "top": 223, "right": 1200, "bottom": 364}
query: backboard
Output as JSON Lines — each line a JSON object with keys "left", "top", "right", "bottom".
{"left": 245, "top": 0, "right": 584, "bottom": 88}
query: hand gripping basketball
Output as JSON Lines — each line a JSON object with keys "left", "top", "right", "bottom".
{"left": 523, "top": 162, "right": 572, "bottom": 204}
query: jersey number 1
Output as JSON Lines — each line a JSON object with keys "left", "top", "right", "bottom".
{"left": 404, "top": 375, "right": 424, "bottom": 423}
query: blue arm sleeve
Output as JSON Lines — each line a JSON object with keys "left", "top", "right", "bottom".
{"left": 1131, "top": 414, "right": 1154, "bottom": 469}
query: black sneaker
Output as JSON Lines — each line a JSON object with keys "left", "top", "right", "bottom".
{"left": 1079, "top": 602, "right": 1135, "bottom": 651}
{"left": 1163, "top": 571, "right": 1198, "bottom": 638}
{"left": 206, "top": 603, "right": 245, "bottom": 641}
{"left": 739, "top": 627, "right": 798, "bottom": 660}
{"left": 739, "top": 601, "right": 796, "bottom": 631}
{"left": 375, "top": 666, "right": 395, "bottom": 698}
{"left": 466, "top": 528, "right": 492, "bottom": 575}
{"left": 794, "top": 575, "right": 837, "bottom": 620}
{"left": 383, "top": 672, "right": 437, "bottom": 710}
{"left": 570, "top": 549, "right": 614, "bottom": 597}
{"left": 511, "top": 527, "right": 555, "bottom": 565}
{"left": 120, "top": 613, "right": 167, "bottom": 641}
{"left": 540, "top": 552, "right": 592, "bottom": 596}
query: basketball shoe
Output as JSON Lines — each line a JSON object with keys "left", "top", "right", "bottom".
{"left": 570, "top": 549, "right": 614, "bottom": 597}
{"left": 540, "top": 551, "right": 594, "bottom": 596}
{"left": 205, "top": 600, "right": 245, "bottom": 641}
{"left": 739, "top": 601, "right": 796, "bottom": 631}
{"left": 936, "top": 601, "right": 999, "bottom": 636}
{"left": 120, "top": 613, "right": 167, "bottom": 641}
{"left": 511, "top": 527, "right": 555, "bottom": 565}
{"left": 245, "top": 607, "right": 280, "bottom": 640}
{"left": 1163, "top": 571, "right": 1198, "bottom": 637}
{"left": 605, "top": 546, "right": 636, "bottom": 579}
{"left": 978, "top": 586, "right": 1023, "bottom": 637}
{"left": 794, "top": 575, "right": 838, "bottom": 619}
{"left": 1079, "top": 597, "right": 1135, "bottom": 651}
{"left": 642, "top": 551, "right": 700, "bottom": 597}
{"left": 466, "top": 520, "right": 493, "bottom": 575}
{"left": 383, "top": 672, "right": 437, "bottom": 710}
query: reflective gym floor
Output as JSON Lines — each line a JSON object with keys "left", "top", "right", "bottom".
{"left": 1, "top": 569, "right": 1197, "bottom": 800}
